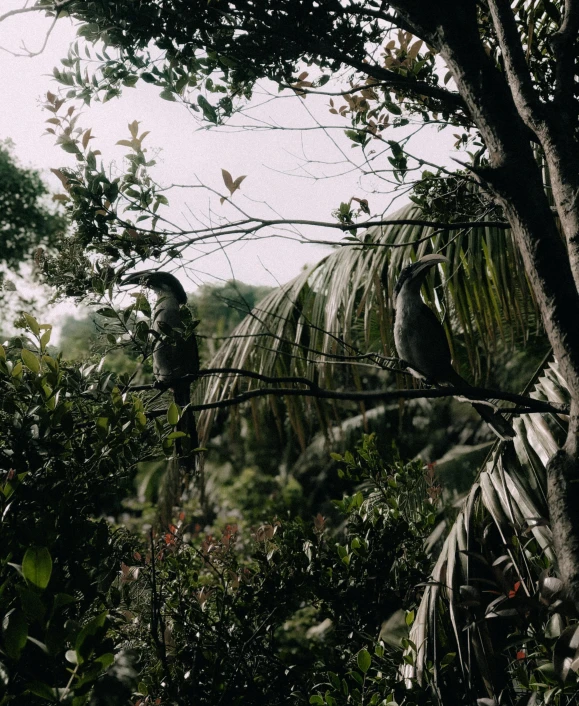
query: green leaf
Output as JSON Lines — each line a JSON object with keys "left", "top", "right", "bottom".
{"left": 96, "top": 417, "right": 109, "bottom": 440}
{"left": 3, "top": 609, "right": 28, "bottom": 659}
{"left": 309, "top": 697, "right": 324, "bottom": 705}
{"left": 197, "top": 95, "right": 218, "bottom": 122}
{"left": 53, "top": 593, "right": 77, "bottom": 613}
{"left": 167, "top": 402, "right": 180, "bottom": 426}
{"left": 23, "top": 314, "right": 40, "bottom": 336}
{"left": 96, "top": 307, "right": 118, "bottom": 319}
{"left": 357, "top": 648, "right": 371, "bottom": 674}
{"left": 74, "top": 611, "right": 108, "bottom": 664}
{"left": 22, "top": 547, "right": 52, "bottom": 590}
{"left": 39, "top": 329, "right": 51, "bottom": 351}
{"left": 21, "top": 350, "right": 40, "bottom": 374}
{"left": 25, "top": 681, "right": 56, "bottom": 701}
{"left": 327, "top": 672, "right": 340, "bottom": 690}
{"left": 440, "top": 651, "right": 456, "bottom": 668}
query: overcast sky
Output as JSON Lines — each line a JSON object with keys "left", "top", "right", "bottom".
{"left": 1, "top": 4, "right": 456, "bottom": 331}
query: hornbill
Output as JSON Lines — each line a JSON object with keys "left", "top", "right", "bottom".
{"left": 122, "top": 271, "right": 200, "bottom": 513}
{"left": 392, "top": 254, "right": 515, "bottom": 440}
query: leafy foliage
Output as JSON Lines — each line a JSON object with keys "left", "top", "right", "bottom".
{"left": 0, "top": 140, "right": 66, "bottom": 271}
{"left": 196, "top": 203, "right": 546, "bottom": 447}
{"left": 0, "top": 314, "right": 157, "bottom": 703}
{"left": 109, "top": 435, "right": 436, "bottom": 705}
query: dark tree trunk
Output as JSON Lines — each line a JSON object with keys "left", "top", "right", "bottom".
{"left": 391, "top": 0, "right": 579, "bottom": 604}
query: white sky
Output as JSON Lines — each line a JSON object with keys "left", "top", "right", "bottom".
{"left": 0, "top": 6, "right": 457, "bottom": 334}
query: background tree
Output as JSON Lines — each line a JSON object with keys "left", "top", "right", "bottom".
{"left": 0, "top": 139, "right": 66, "bottom": 329}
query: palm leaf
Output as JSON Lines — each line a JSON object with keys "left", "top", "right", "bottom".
{"left": 196, "top": 203, "right": 540, "bottom": 442}
{"left": 402, "top": 361, "right": 567, "bottom": 702}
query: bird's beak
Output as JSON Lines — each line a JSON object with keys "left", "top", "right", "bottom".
{"left": 411, "top": 254, "right": 449, "bottom": 278}
{"left": 120, "top": 271, "right": 153, "bottom": 287}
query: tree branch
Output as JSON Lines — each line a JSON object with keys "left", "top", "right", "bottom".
{"left": 551, "top": 0, "right": 579, "bottom": 110}
{"left": 131, "top": 368, "right": 567, "bottom": 417}
{"left": 0, "top": 0, "right": 74, "bottom": 24}
{"left": 487, "top": 0, "right": 546, "bottom": 133}
{"left": 323, "top": 50, "right": 466, "bottom": 114}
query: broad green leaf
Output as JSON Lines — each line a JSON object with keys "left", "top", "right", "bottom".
{"left": 167, "top": 402, "right": 180, "bottom": 426}
{"left": 96, "top": 417, "right": 109, "bottom": 439}
{"left": 22, "top": 547, "right": 52, "bottom": 590}
{"left": 96, "top": 307, "right": 118, "bottom": 319}
{"left": 21, "top": 350, "right": 40, "bottom": 374}
{"left": 53, "top": 593, "right": 77, "bottom": 612}
{"left": 74, "top": 611, "right": 108, "bottom": 664}
{"left": 39, "top": 329, "right": 51, "bottom": 351}
{"left": 357, "top": 648, "right": 371, "bottom": 673}
{"left": 25, "top": 681, "right": 56, "bottom": 700}
{"left": 23, "top": 314, "right": 40, "bottom": 336}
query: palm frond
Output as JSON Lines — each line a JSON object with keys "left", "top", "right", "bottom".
{"left": 402, "top": 361, "right": 567, "bottom": 702}
{"left": 196, "top": 204, "right": 540, "bottom": 442}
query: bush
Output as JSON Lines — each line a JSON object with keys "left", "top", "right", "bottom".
{"left": 117, "top": 435, "right": 437, "bottom": 705}
{"left": 0, "top": 316, "right": 156, "bottom": 703}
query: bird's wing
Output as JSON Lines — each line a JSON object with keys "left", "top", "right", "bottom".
{"left": 395, "top": 302, "right": 454, "bottom": 381}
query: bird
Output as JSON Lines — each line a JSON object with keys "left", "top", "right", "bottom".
{"left": 122, "top": 270, "right": 200, "bottom": 518}
{"left": 392, "top": 254, "right": 515, "bottom": 440}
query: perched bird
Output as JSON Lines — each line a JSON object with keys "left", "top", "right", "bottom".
{"left": 392, "top": 254, "right": 515, "bottom": 440}
{"left": 122, "top": 270, "right": 199, "bottom": 408}
{"left": 122, "top": 270, "right": 200, "bottom": 518}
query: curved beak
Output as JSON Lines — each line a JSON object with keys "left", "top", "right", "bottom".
{"left": 411, "top": 253, "right": 449, "bottom": 278}
{"left": 120, "top": 271, "right": 153, "bottom": 287}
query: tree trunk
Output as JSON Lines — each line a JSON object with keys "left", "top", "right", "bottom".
{"left": 393, "top": 0, "right": 579, "bottom": 603}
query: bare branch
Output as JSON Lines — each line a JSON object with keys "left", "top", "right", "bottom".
{"left": 0, "top": 0, "right": 74, "bottom": 24}
{"left": 130, "top": 367, "right": 566, "bottom": 417}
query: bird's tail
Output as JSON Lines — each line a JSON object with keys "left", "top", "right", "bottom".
{"left": 158, "top": 381, "right": 198, "bottom": 527}
{"left": 445, "top": 368, "right": 515, "bottom": 441}
{"left": 173, "top": 380, "right": 199, "bottom": 470}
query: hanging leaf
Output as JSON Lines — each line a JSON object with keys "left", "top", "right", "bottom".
{"left": 221, "top": 169, "right": 247, "bottom": 198}
{"left": 3, "top": 609, "right": 28, "bottom": 659}
{"left": 167, "top": 402, "right": 181, "bottom": 426}
{"left": 357, "top": 648, "right": 371, "bottom": 673}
